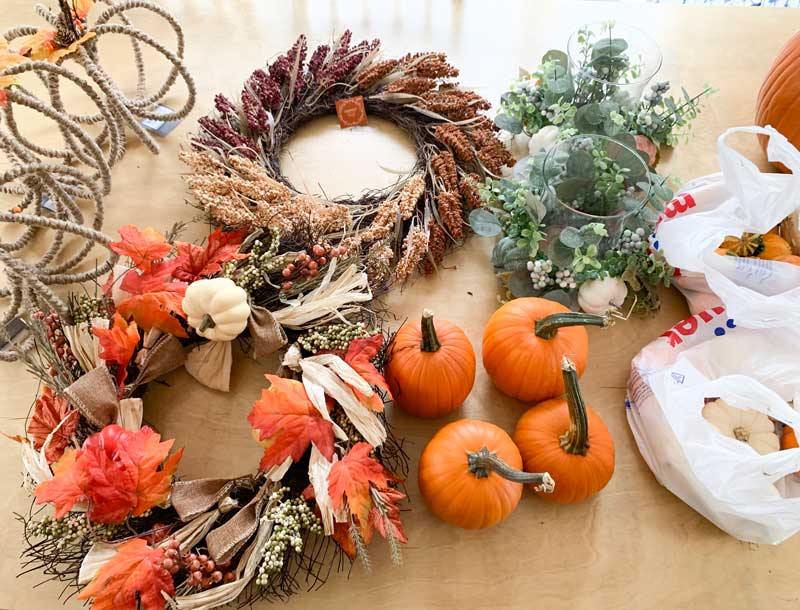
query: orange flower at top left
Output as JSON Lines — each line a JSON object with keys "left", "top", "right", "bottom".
{"left": 0, "top": 39, "right": 28, "bottom": 107}
{"left": 19, "top": 29, "right": 96, "bottom": 64}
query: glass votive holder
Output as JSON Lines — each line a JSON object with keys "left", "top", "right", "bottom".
{"left": 567, "top": 22, "right": 662, "bottom": 108}
{"left": 541, "top": 134, "right": 652, "bottom": 255}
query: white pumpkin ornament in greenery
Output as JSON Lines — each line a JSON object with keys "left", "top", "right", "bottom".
{"left": 701, "top": 399, "right": 780, "bottom": 455}
{"left": 577, "top": 276, "right": 628, "bottom": 315}
{"left": 528, "top": 125, "right": 560, "bottom": 156}
{"left": 182, "top": 278, "right": 251, "bottom": 342}
{"left": 498, "top": 129, "right": 532, "bottom": 160}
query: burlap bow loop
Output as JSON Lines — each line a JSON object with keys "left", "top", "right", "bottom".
{"left": 247, "top": 304, "right": 287, "bottom": 359}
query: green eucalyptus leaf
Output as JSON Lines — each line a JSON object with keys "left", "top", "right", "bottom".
{"left": 603, "top": 118, "right": 622, "bottom": 137}
{"left": 541, "top": 289, "right": 573, "bottom": 308}
{"left": 469, "top": 208, "right": 503, "bottom": 237}
{"left": 566, "top": 150, "right": 595, "bottom": 179}
{"left": 491, "top": 236, "right": 516, "bottom": 267}
{"left": 494, "top": 114, "right": 523, "bottom": 134}
{"left": 542, "top": 49, "right": 569, "bottom": 68}
{"left": 525, "top": 191, "right": 547, "bottom": 222}
{"left": 548, "top": 238, "right": 576, "bottom": 268}
{"left": 559, "top": 226, "right": 584, "bottom": 248}
{"left": 503, "top": 247, "right": 532, "bottom": 271}
{"left": 593, "top": 37, "right": 629, "bottom": 56}
{"left": 555, "top": 177, "right": 592, "bottom": 202}
{"left": 508, "top": 269, "right": 539, "bottom": 298}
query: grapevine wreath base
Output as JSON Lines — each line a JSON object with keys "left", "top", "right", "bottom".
{"left": 5, "top": 30, "right": 514, "bottom": 610}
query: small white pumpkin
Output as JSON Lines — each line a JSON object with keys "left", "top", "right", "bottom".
{"left": 528, "top": 125, "right": 560, "bottom": 156}
{"left": 498, "top": 129, "right": 532, "bottom": 161}
{"left": 182, "top": 278, "right": 250, "bottom": 342}
{"left": 702, "top": 399, "right": 779, "bottom": 455}
{"left": 577, "top": 276, "right": 628, "bottom": 315}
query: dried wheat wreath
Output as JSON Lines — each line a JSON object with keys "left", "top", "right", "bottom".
{"left": 11, "top": 31, "right": 511, "bottom": 610}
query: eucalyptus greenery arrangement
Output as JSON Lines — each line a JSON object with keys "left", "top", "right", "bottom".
{"left": 470, "top": 21, "right": 706, "bottom": 314}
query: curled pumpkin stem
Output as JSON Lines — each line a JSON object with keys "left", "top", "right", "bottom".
{"left": 467, "top": 446, "right": 555, "bottom": 493}
{"left": 199, "top": 313, "right": 217, "bottom": 331}
{"left": 535, "top": 312, "right": 610, "bottom": 340}
{"left": 559, "top": 356, "right": 590, "bottom": 455}
{"left": 420, "top": 308, "right": 441, "bottom": 352}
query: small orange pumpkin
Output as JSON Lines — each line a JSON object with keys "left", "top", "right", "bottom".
{"left": 717, "top": 232, "right": 792, "bottom": 260}
{"left": 418, "top": 419, "right": 555, "bottom": 529}
{"left": 385, "top": 310, "right": 475, "bottom": 418}
{"left": 482, "top": 298, "right": 608, "bottom": 403}
{"left": 781, "top": 425, "right": 800, "bottom": 475}
{"left": 514, "top": 357, "right": 615, "bottom": 504}
{"left": 775, "top": 254, "right": 800, "bottom": 266}
{"left": 755, "top": 31, "right": 800, "bottom": 173}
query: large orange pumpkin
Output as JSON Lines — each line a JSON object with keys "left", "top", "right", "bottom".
{"left": 755, "top": 32, "right": 800, "bottom": 173}
{"left": 775, "top": 254, "right": 800, "bottom": 266}
{"left": 482, "top": 298, "right": 608, "bottom": 403}
{"left": 385, "top": 310, "right": 475, "bottom": 418}
{"left": 514, "top": 357, "right": 615, "bottom": 504}
{"left": 418, "top": 419, "right": 555, "bottom": 529}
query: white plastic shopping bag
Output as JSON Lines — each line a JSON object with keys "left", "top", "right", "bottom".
{"left": 627, "top": 307, "right": 800, "bottom": 544}
{"left": 654, "top": 126, "right": 800, "bottom": 327}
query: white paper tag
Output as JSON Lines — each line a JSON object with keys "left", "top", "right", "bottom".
{"left": 140, "top": 104, "right": 182, "bottom": 136}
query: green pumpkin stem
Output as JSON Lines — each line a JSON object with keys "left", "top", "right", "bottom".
{"left": 420, "top": 309, "right": 441, "bottom": 352}
{"left": 535, "top": 312, "right": 609, "bottom": 340}
{"left": 466, "top": 446, "right": 555, "bottom": 493}
{"left": 559, "top": 357, "right": 590, "bottom": 455}
{"left": 199, "top": 313, "right": 217, "bottom": 332}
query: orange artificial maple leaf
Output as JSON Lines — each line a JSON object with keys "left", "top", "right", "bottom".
{"left": 173, "top": 227, "right": 249, "bottom": 282}
{"left": 343, "top": 335, "right": 391, "bottom": 412}
{"left": 110, "top": 225, "right": 173, "bottom": 272}
{"left": 0, "top": 40, "right": 28, "bottom": 107}
{"left": 73, "top": 0, "right": 95, "bottom": 20}
{"left": 78, "top": 538, "right": 174, "bottom": 610}
{"left": 116, "top": 265, "right": 187, "bottom": 338}
{"left": 93, "top": 313, "right": 140, "bottom": 393}
{"left": 247, "top": 374, "right": 335, "bottom": 470}
{"left": 332, "top": 520, "right": 356, "bottom": 559}
{"left": 35, "top": 425, "right": 183, "bottom": 523}
{"left": 327, "top": 442, "right": 392, "bottom": 526}
{"left": 27, "top": 386, "right": 78, "bottom": 463}
{"left": 19, "top": 28, "right": 97, "bottom": 63}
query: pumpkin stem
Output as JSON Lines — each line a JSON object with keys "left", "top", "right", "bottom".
{"left": 466, "top": 446, "right": 555, "bottom": 493}
{"left": 199, "top": 313, "right": 217, "bottom": 332}
{"left": 535, "top": 312, "right": 610, "bottom": 340}
{"left": 558, "top": 357, "right": 591, "bottom": 455}
{"left": 420, "top": 309, "right": 441, "bottom": 352}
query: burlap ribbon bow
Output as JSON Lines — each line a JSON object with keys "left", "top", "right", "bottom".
{"left": 170, "top": 476, "right": 269, "bottom": 564}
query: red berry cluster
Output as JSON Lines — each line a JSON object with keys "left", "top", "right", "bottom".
{"left": 32, "top": 310, "right": 78, "bottom": 374}
{"left": 279, "top": 243, "right": 345, "bottom": 291}
{"left": 158, "top": 539, "right": 236, "bottom": 590}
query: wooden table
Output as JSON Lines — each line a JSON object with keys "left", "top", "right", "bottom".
{"left": 1, "top": 1, "right": 797, "bottom": 609}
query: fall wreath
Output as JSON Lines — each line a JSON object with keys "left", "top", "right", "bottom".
{"left": 6, "top": 30, "right": 512, "bottom": 610}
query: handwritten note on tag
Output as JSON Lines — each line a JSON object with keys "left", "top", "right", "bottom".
{"left": 140, "top": 104, "right": 182, "bottom": 136}
{"left": 335, "top": 96, "right": 368, "bottom": 128}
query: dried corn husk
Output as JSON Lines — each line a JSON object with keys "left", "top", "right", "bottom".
{"left": 78, "top": 542, "right": 118, "bottom": 585}
{"left": 63, "top": 318, "right": 107, "bottom": 373}
{"left": 308, "top": 445, "right": 337, "bottom": 535}
{"left": 272, "top": 261, "right": 372, "bottom": 329}
{"left": 115, "top": 398, "right": 143, "bottom": 431}
{"left": 300, "top": 355, "right": 386, "bottom": 447}
{"left": 185, "top": 341, "right": 233, "bottom": 392}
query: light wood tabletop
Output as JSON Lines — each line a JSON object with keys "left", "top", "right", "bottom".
{"left": 1, "top": 1, "right": 798, "bottom": 609}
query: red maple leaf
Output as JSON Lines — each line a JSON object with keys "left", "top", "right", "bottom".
{"left": 78, "top": 538, "right": 174, "bottom": 610}
{"left": 247, "top": 375, "right": 335, "bottom": 470}
{"left": 344, "top": 335, "right": 391, "bottom": 412}
{"left": 173, "top": 227, "right": 249, "bottom": 282}
{"left": 332, "top": 520, "right": 356, "bottom": 559}
{"left": 367, "top": 487, "right": 408, "bottom": 544}
{"left": 117, "top": 266, "right": 188, "bottom": 338}
{"left": 35, "top": 425, "right": 183, "bottom": 523}
{"left": 110, "top": 225, "right": 173, "bottom": 272}
{"left": 327, "top": 442, "right": 392, "bottom": 525}
{"left": 27, "top": 386, "right": 78, "bottom": 463}
{"left": 93, "top": 313, "right": 141, "bottom": 393}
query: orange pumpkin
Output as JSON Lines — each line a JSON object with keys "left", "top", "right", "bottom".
{"left": 418, "top": 419, "right": 555, "bottom": 529}
{"left": 717, "top": 232, "right": 792, "bottom": 260}
{"left": 781, "top": 425, "right": 800, "bottom": 475}
{"left": 482, "top": 298, "right": 608, "bottom": 403}
{"left": 385, "top": 310, "right": 475, "bottom": 418}
{"left": 755, "top": 31, "right": 800, "bottom": 173}
{"left": 514, "top": 357, "right": 615, "bottom": 504}
{"left": 775, "top": 254, "right": 800, "bottom": 266}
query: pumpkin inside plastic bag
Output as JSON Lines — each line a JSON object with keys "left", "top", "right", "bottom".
{"left": 627, "top": 306, "right": 800, "bottom": 544}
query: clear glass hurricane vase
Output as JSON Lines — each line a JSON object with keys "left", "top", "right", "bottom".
{"left": 541, "top": 134, "right": 652, "bottom": 257}
{"left": 567, "top": 22, "right": 662, "bottom": 108}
